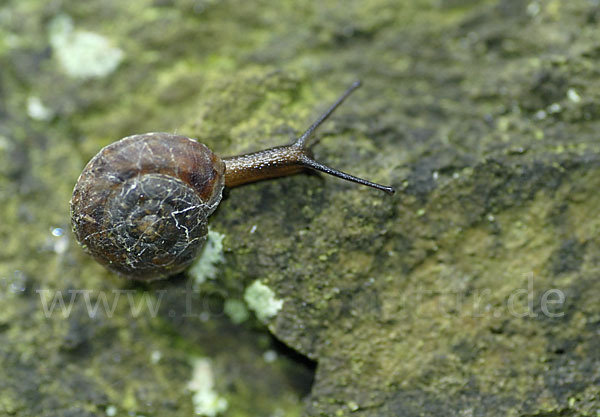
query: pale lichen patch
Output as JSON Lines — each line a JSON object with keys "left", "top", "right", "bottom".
{"left": 243, "top": 280, "right": 283, "bottom": 323}
{"left": 187, "top": 358, "right": 228, "bottom": 417}
{"left": 49, "top": 14, "right": 124, "bottom": 79}
{"left": 223, "top": 299, "right": 249, "bottom": 324}
{"left": 27, "top": 96, "right": 54, "bottom": 121}
{"left": 188, "top": 229, "right": 225, "bottom": 285}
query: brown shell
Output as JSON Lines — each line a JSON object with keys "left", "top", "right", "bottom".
{"left": 70, "top": 132, "right": 225, "bottom": 280}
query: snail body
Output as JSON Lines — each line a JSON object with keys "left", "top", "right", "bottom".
{"left": 71, "top": 82, "right": 394, "bottom": 280}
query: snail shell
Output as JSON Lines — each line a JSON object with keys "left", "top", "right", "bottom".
{"left": 70, "top": 132, "right": 225, "bottom": 280}
{"left": 70, "top": 82, "right": 395, "bottom": 280}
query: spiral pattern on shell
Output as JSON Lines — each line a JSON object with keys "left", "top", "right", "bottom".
{"left": 70, "top": 132, "right": 225, "bottom": 280}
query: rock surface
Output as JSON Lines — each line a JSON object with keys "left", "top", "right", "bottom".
{"left": 1, "top": 0, "right": 599, "bottom": 416}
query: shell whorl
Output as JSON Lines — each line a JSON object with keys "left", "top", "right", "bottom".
{"left": 70, "top": 132, "right": 225, "bottom": 280}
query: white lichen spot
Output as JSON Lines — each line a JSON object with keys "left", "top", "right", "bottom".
{"left": 105, "top": 405, "right": 117, "bottom": 416}
{"left": 223, "top": 299, "right": 249, "bottom": 324}
{"left": 347, "top": 401, "right": 360, "bottom": 411}
{"left": 8, "top": 270, "right": 26, "bottom": 294}
{"left": 534, "top": 109, "right": 547, "bottom": 120}
{"left": 53, "top": 236, "right": 69, "bottom": 255}
{"left": 263, "top": 349, "right": 277, "bottom": 363}
{"left": 547, "top": 103, "right": 562, "bottom": 114}
{"left": 150, "top": 350, "right": 162, "bottom": 364}
{"left": 188, "top": 229, "right": 225, "bottom": 286}
{"left": 27, "top": 96, "right": 54, "bottom": 121}
{"left": 49, "top": 14, "right": 124, "bottom": 79}
{"left": 244, "top": 280, "right": 283, "bottom": 322}
{"left": 0, "top": 135, "right": 11, "bottom": 152}
{"left": 567, "top": 88, "right": 581, "bottom": 103}
{"left": 187, "top": 358, "right": 228, "bottom": 417}
{"left": 526, "top": 2, "right": 541, "bottom": 17}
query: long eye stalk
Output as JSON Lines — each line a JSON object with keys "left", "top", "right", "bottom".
{"left": 223, "top": 81, "right": 395, "bottom": 195}
{"left": 294, "top": 80, "right": 362, "bottom": 148}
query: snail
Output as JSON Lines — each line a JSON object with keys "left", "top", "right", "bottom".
{"left": 70, "top": 81, "right": 394, "bottom": 280}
